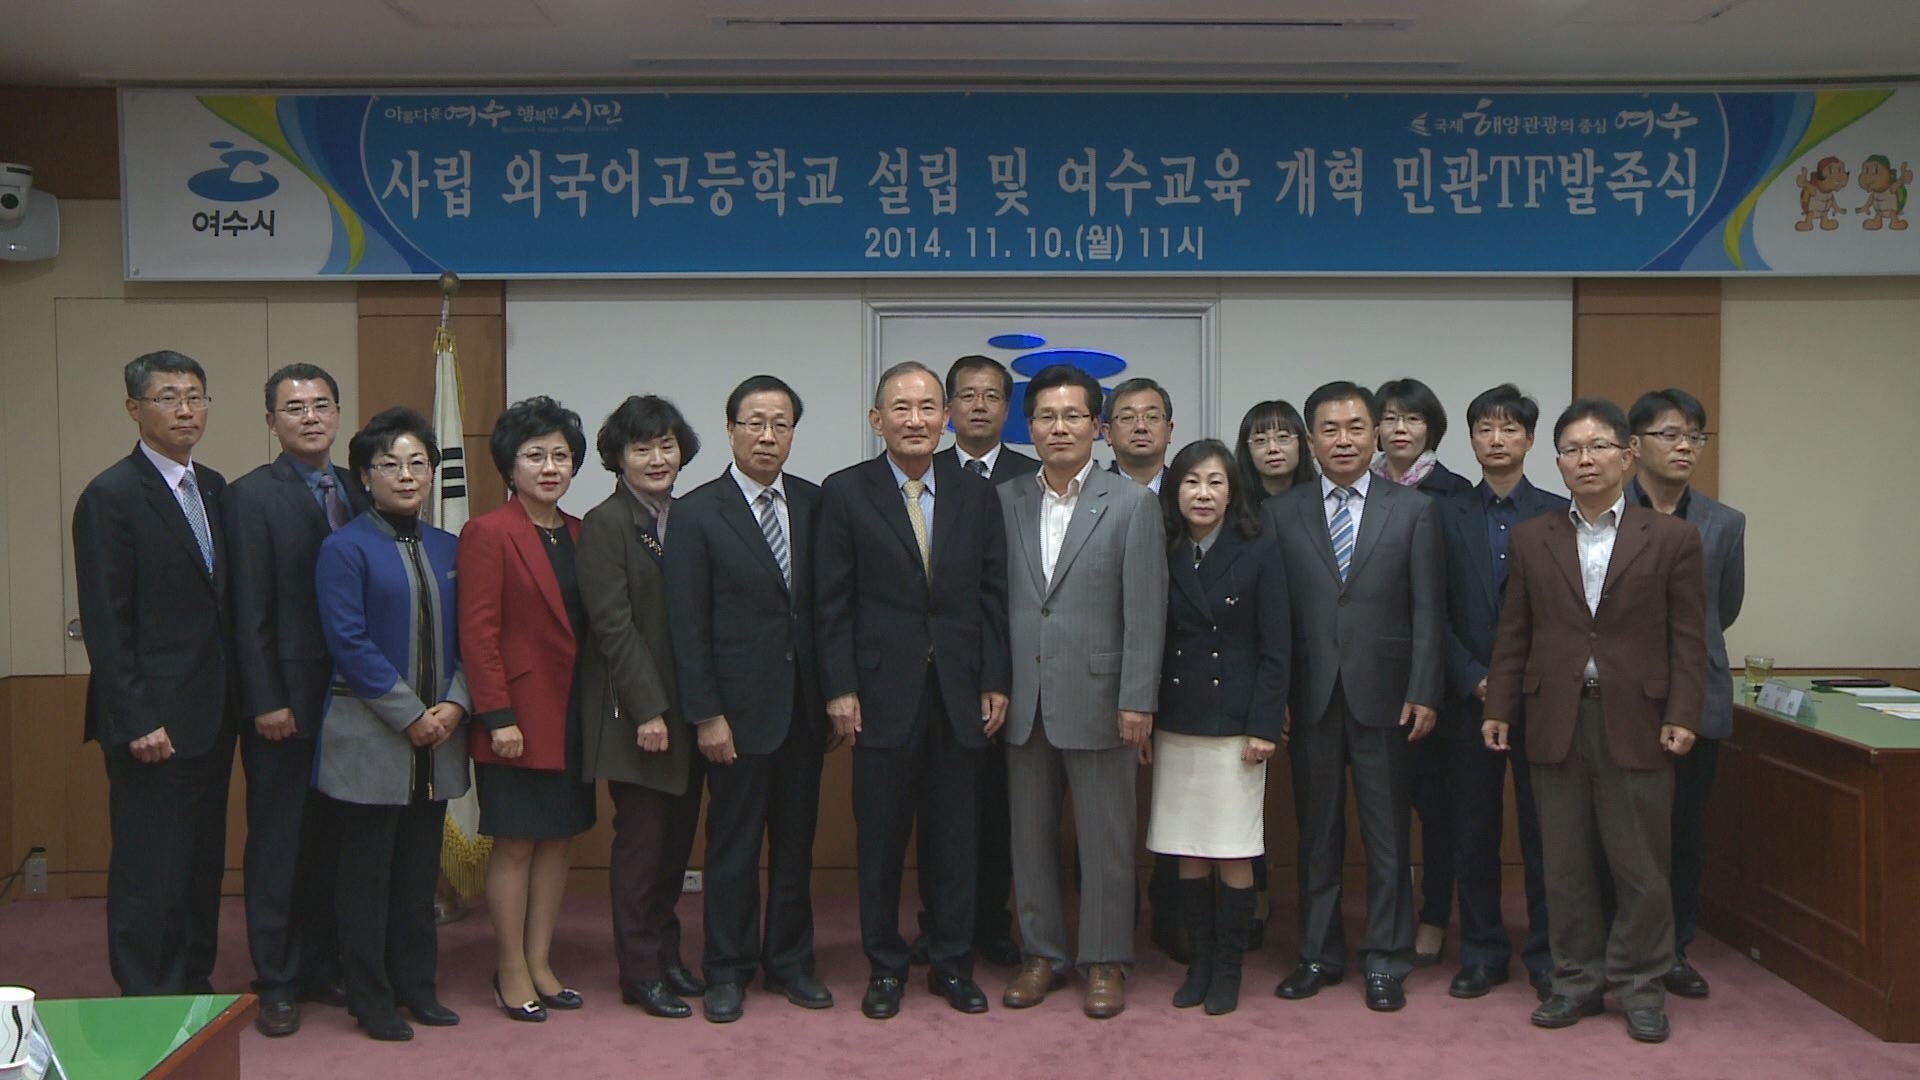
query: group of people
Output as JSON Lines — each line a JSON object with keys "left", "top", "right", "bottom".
{"left": 71, "top": 346, "right": 1743, "bottom": 1048}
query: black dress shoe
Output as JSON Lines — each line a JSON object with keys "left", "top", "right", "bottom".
{"left": 1626, "top": 1006, "right": 1671, "bottom": 1043}
{"left": 1531, "top": 994, "right": 1604, "bottom": 1029}
{"left": 862, "top": 976, "right": 904, "bottom": 1019}
{"left": 663, "top": 965, "right": 707, "bottom": 998}
{"left": 1364, "top": 972, "right": 1406, "bottom": 1012}
{"left": 297, "top": 981, "right": 349, "bottom": 1009}
{"left": 357, "top": 1011, "right": 414, "bottom": 1042}
{"left": 927, "top": 971, "right": 989, "bottom": 1014}
{"left": 766, "top": 972, "right": 834, "bottom": 1009}
{"left": 536, "top": 987, "right": 584, "bottom": 1010}
{"left": 975, "top": 936, "right": 1024, "bottom": 968}
{"left": 1529, "top": 969, "right": 1554, "bottom": 1003}
{"left": 1275, "top": 962, "right": 1344, "bottom": 1000}
{"left": 1662, "top": 959, "right": 1710, "bottom": 999}
{"left": 493, "top": 975, "right": 547, "bottom": 1023}
{"left": 255, "top": 1001, "right": 301, "bottom": 1037}
{"left": 401, "top": 1000, "right": 460, "bottom": 1026}
{"left": 1448, "top": 965, "right": 1510, "bottom": 999}
{"left": 623, "top": 981, "right": 692, "bottom": 1019}
{"left": 703, "top": 982, "right": 745, "bottom": 1023}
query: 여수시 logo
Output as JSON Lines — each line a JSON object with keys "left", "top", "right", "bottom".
{"left": 187, "top": 141, "right": 281, "bottom": 202}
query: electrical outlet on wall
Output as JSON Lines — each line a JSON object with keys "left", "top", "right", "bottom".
{"left": 682, "top": 870, "right": 703, "bottom": 894}
{"left": 23, "top": 847, "right": 49, "bottom": 899}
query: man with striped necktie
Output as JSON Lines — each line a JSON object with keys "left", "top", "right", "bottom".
{"left": 73, "top": 350, "right": 237, "bottom": 997}
{"left": 665, "top": 374, "right": 832, "bottom": 1024}
{"left": 1264, "top": 380, "right": 1445, "bottom": 1014}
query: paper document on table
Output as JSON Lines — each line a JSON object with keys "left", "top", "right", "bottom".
{"left": 1862, "top": 703, "right": 1920, "bottom": 720}
{"left": 1835, "top": 686, "right": 1920, "bottom": 698}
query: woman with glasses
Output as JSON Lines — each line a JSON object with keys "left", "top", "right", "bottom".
{"left": 458, "top": 396, "right": 596, "bottom": 1022}
{"left": 1235, "top": 399, "right": 1318, "bottom": 506}
{"left": 576, "top": 395, "right": 708, "bottom": 1019}
{"left": 1148, "top": 439, "right": 1290, "bottom": 1016}
{"left": 313, "top": 407, "right": 469, "bottom": 1041}
{"left": 1371, "top": 377, "right": 1471, "bottom": 968}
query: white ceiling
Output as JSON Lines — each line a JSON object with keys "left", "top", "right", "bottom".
{"left": 4, "top": 0, "right": 1919, "bottom": 86}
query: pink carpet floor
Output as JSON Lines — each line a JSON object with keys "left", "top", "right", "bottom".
{"left": 4, "top": 892, "right": 1916, "bottom": 1080}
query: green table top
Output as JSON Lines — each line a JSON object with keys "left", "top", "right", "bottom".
{"left": 1743, "top": 676, "right": 1920, "bottom": 751}
{"left": 35, "top": 994, "right": 239, "bottom": 1080}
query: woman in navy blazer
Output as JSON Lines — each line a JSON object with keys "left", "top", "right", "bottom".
{"left": 457, "top": 397, "right": 594, "bottom": 1023}
{"left": 313, "top": 407, "right": 469, "bottom": 1041}
{"left": 1146, "top": 439, "right": 1290, "bottom": 1017}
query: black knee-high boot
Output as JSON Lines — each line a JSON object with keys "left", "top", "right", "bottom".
{"left": 1206, "top": 884, "right": 1257, "bottom": 1016}
{"left": 1171, "top": 877, "right": 1215, "bottom": 1009}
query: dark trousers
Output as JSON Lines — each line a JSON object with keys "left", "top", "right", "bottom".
{"left": 1533, "top": 697, "right": 1675, "bottom": 1009}
{"left": 701, "top": 711, "right": 824, "bottom": 988}
{"left": 1448, "top": 708, "right": 1550, "bottom": 975}
{"left": 1411, "top": 731, "right": 1456, "bottom": 928}
{"left": 608, "top": 760, "right": 705, "bottom": 989}
{"left": 1669, "top": 735, "right": 1720, "bottom": 955}
{"left": 918, "top": 735, "right": 1014, "bottom": 946}
{"left": 240, "top": 729, "right": 342, "bottom": 1003}
{"left": 1290, "top": 686, "right": 1414, "bottom": 978}
{"left": 856, "top": 671, "right": 981, "bottom": 979}
{"left": 333, "top": 797, "right": 445, "bottom": 1019}
{"left": 103, "top": 737, "right": 232, "bottom": 996}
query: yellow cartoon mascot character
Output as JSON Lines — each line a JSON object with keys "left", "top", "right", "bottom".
{"left": 1857, "top": 155, "right": 1911, "bottom": 231}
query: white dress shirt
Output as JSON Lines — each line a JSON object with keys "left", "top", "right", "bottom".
{"left": 1570, "top": 494, "right": 1626, "bottom": 679}
{"left": 139, "top": 439, "right": 200, "bottom": 522}
{"left": 730, "top": 462, "right": 790, "bottom": 545}
{"left": 1038, "top": 457, "right": 1096, "bottom": 584}
{"left": 1320, "top": 471, "right": 1372, "bottom": 538}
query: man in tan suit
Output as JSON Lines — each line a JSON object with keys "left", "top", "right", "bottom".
{"left": 1482, "top": 398, "right": 1706, "bottom": 1045}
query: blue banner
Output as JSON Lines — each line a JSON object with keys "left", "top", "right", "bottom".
{"left": 119, "top": 87, "right": 1920, "bottom": 279}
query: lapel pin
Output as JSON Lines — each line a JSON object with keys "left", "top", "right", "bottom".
{"left": 1224, "top": 596, "right": 1239, "bottom": 605}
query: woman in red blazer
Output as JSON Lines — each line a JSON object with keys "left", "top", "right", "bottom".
{"left": 458, "top": 397, "right": 595, "bottom": 1023}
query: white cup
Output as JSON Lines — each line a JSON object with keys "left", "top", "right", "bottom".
{"left": 0, "top": 987, "right": 33, "bottom": 1067}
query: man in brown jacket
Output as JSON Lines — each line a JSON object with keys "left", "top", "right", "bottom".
{"left": 1482, "top": 398, "right": 1706, "bottom": 1045}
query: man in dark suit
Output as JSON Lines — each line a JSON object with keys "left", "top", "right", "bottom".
{"left": 1266, "top": 380, "right": 1443, "bottom": 1013}
{"left": 1484, "top": 398, "right": 1707, "bottom": 1044}
{"left": 919, "top": 354, "right": 1036, "bottom": 969}
{"left": 72, "top": 350, "right": 236, "bottom": 996}
{"left": 1102, "top": 377, "right": 1174, "bottom": 490}
{"left": 1626, "top": 388, "right": 1745, "bottom": 1000}
{"left": 664, "top": 374, "right": 832, "bottom": 1023}
{"left": 816, "top": 361, "right": 1011, "bottom": 1019}
{"left": 224, "top": 363, "right": 366, "bottom": 1035}
{"left": 1438, "top": 384, "right": 1567, "bottom": 1003}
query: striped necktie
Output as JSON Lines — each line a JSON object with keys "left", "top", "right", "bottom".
{"left": 1329, "top": 486, "right": 1356, "bottom": 583}
{"left": 965, "top": 458, "right": 989, "bottom": 478}
{"left": 179, "top": 472, "right": 215, "bottom": 574}
{"left": 756, "top": 488, "right": 791, "bottom": 587}
{"left": 317, "top": 471, "right": 351, "bottom": 530}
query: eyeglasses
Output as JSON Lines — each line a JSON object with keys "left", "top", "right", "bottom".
{"left": 735, "top": 418, "right": 793, "bottom": 437}
{"left": 278, "top": 400, "right": 337, "bottom": 419}
{"left": 371, "top": 459, "right": 432, "bottom": 478}
{"left": 1110, "top": 410, "right": 1166, "bottom": 427}
{"left": 1248, "top": 431, "right": 1297, "bottom": 448}
{"left": 1379, "top": 413, "right": 1427, "bottom": 429}
{"left": 1031, "top": 410, "right": 1093, "bottom": 429}
{"left": 518, "top": 449, "right": 573, "bottom": 468}
{"left": 954, "top": 388, "right": 1005, "bottom": 405}
{"left": 144, "top": 394, "right": 211, "bottom": 411}
{"left": 1635, "top": 429, "right": 1711, "bottom": 447}
{"left": 1554, "top": 441, "right": 1624, "bottom": 460}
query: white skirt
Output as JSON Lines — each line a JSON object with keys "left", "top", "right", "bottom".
{"left": 1145, "top": 730, "right": 1267, "bottom": 859}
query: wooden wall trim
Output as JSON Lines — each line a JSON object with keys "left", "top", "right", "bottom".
{"left": 1574, "top": 277, "right": 1722, "bottom": 315}
{"left": 0, "top": 87, "right": 121, "bottom": 200}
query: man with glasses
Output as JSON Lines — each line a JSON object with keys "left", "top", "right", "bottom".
{"left": 224, "top": 364, "right": 365, "bottom": 1034}
{"left": 1625, "top": 388, "right": 1745, "bottom": 1001}
{"left": 921, "top": 355, "right": 1036, "bottom": 971}
{"left": 1483, "top": 399, "right": 1707, "bottom": 1044}
{"left": 665, "top": 374, "right": 832, "bottom": 1023}
{"left": 998, "top": 364, "right": 1167, "bottom": 1019}
{"left": 73, "top": 350, "right": 235, "bottom": 996}
{"left": 1102, "top": 377, "right": 1175, "bottom": 491}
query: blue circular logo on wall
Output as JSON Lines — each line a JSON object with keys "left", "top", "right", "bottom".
{"left": 187, "top": 141, "right": 281, "bottom": 202}
{"left": 976, "top": 335, "right": 1129, "bottom": 446}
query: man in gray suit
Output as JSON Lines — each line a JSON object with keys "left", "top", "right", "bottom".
{"left": 1626, "top": 388, "right": 1745, "bottom": 1000}
{"left": 998, "top": 364, "right": 1168, "bottom": 1020}
{"left": 1267, "top": 380, "right": 1444, "bottom": 1013}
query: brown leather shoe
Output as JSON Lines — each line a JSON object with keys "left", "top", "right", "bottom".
{"left": 1083, "top": 964, "right": 1126, "bottom": 1019}
{"left": 1002, "top": 958, "right": 1067, "bottom": 1009}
